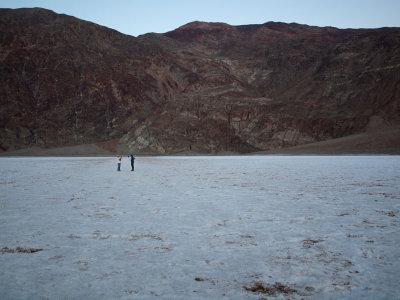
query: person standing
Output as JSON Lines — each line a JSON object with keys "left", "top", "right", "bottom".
{"left": 117, "top": 155, "right": 122, "bottom": 171}
{"left": 130, "top": 155, "right": 135, "bottom": 171}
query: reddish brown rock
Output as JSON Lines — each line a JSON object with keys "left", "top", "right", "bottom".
{"left": 1, "top": 8, "right": 399, "bottom": 154}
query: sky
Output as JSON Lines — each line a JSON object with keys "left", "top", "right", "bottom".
{"left": 2, "top": 0, "right": 400, "bottom": 37}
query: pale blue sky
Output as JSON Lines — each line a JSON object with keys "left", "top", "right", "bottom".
{"left": 2, "top": 0, "right": 400, "bottom": 37}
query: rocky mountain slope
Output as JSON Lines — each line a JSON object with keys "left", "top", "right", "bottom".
{"left": 1, "top": 8, "right": 399, "bottom": 153}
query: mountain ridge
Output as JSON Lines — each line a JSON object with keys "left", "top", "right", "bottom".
{"left": 1, "top": 8, "right": 399, "bottom": 154}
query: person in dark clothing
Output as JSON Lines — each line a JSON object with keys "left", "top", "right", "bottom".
{"left": 130, "top": 155, "right": 135, "bottom": 171}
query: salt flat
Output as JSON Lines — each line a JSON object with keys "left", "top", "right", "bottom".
{"left": 0, "top": 156, "right": 399, "bottom": 299}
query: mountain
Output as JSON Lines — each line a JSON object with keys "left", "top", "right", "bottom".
{"left": 1, "top": 8, "right": 399, "bottom": 154}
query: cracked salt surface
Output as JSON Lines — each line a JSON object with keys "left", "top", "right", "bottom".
{"left": 0, "top": 156, "right": 399, "bottom": 299}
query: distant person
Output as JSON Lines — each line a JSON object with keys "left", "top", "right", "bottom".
{"left": 117, "top": 155, "right": 122, "bottom": 171}
{"left": 130, "top": 154, "right": 135, "bottom": 171}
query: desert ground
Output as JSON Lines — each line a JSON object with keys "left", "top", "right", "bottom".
{"left": 0, "top": 156, "right": 399, "bottom": 299}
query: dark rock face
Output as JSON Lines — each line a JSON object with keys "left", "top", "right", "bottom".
{"left": 0, "top": 8, "right": 178, "bottom": 151}
{"left": 1, "top": 8, "right": 399, "bottom": 153}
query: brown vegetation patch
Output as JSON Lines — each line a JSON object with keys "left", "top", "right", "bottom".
{"left": 243, "top": 282, "right": 299, "bottom": 296}
{"left": 1, "top": 246, "right": 43, "bottom": 253}
{"left": 195, "top": 277, "right": 205, "bottom": 281}
{"left": 130, "top": 233, "right": 163, "bottom": 241}
{"left": 68, "top": 234, "right": 81, "bottom": 239}
{"left": 302, "top": 239, "right": 324, "bottom": 249}
{"left": 376, "top": 210, "right": 397, "bottom": 217}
